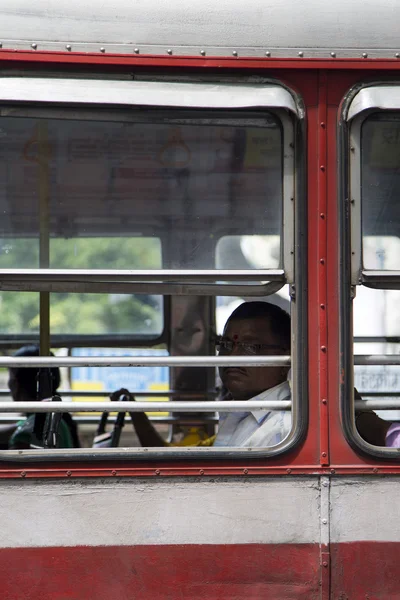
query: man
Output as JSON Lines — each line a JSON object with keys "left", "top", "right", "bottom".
{"left": 111, "top": 301, "right": 291, "bottom": 448}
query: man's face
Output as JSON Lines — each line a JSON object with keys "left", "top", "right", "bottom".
{"left": 218, "top": 316, "right": 288, "bottom": 400}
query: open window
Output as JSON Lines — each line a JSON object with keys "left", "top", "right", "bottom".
{"left": 342, "top": 85, "right": 400, "bottom": 455}
{"left": 0, "top": 75, "right": 306, "bottom": 461}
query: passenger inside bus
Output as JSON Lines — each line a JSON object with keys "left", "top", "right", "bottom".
{"left": 1, "top": 346, "right": 80, "bottom": 450}
{"left": 112, "top": 301, "right": 393, "bottom": 448}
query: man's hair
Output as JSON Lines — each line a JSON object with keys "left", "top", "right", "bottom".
{"left": 226, "top": 301, "right": 291, "bottom": 349}
{"left": 11, "top": 345, "right": 60, "bottom": 398}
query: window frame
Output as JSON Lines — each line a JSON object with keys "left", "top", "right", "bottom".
{"left": 0, "top": 74, "right": 307, "bottom": 462}
{"left": 340, "top": 82, "right": 400, "bottom": 459}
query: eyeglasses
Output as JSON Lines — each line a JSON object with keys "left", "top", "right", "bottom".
{"left": 215, "top": 337, "right": 286, "bottom": 356}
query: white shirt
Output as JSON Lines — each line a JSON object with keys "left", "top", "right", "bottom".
{"left": 213, "top": 380, "right": 291, "bottom": 448}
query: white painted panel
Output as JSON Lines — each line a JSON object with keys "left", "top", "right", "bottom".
{"left": 0, "top": 0, "right": 399, "bottom": 51}
{"left": 331, "top": 477, "right": 400, "bottom": 543}
{"left": 0, "top": 478, "right": 320, "bottom": 548}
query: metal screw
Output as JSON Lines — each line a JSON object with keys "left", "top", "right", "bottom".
{"left": 323, "top": 561, "right": 328, "bottom": 567}
{"left": 265, "top": 51, "right": 271, "bottom": 57}
{"left": 396, "top": 53, "right": 400, "bottom": 59}
{"left": 167, "top": 49, "right": 173, "bottom": 55}
{"left": 330, "top": 52, "right": 336, "bottom": 58}
{"left": 20, "top": 471, "right": 26, "bottom": 478}
{"left": 111, "top": 470, "right": 117, "bottom": 476}
{"left": 330, "top": 469, "right": 336, "bottom": 474}
{"left": 298, "top": 51, "right": 304, "bottom": 57}
{"left": 243, "top": 468, "right": 248, "bottom": 475}
{"left": 66, "top": 471, "right": 72, "bottom": 477}
{"left": 66, "top": 44, "right": 72, "bottom": 51}
{"left": 31, "top": 43, "right": 37, "bottom": 50}
{"left": 321, "top": 452, "right": 327, "bottom": 458}
{"left": 362, "top": 52, "right": 368, "bottom": 58}
{"left": 232, "top": 50, "right": 238, "bottom": 57}
{"left": 200, "top": 50, "right": 206, "bottom": 56}
{"left": 286, "top": 468, "right": 292, "bottom": 474}
{"left": 373, "top": 467, "right": 378, "bottom": 473}
{"left": 199, "top": 469, "right": 204, "bottom": 475}
{"left": 155, "top": 469, "right": 160, "bottom": 475}
{"left": 134, "top": 48, "right": 139, "bottom": 54}
{"left": 100, "top": 47, "right": 105, "bottom": 53}
{"left": 322, "top": 518, "right": 328, "bottom": 524}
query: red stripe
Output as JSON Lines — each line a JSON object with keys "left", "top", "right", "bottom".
{"left": 0, "top": 544, "right": 320, "bottom": 600}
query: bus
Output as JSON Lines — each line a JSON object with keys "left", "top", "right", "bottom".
{"left": 0, "top": 0, "right": 399, "bottom": 597}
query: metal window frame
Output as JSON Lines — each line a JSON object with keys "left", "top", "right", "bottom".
{"left": 0, "top": 75, "right": 307, "bottom": 462}
{"left": 340, "top": 82, "right": 400, "bottom": 459}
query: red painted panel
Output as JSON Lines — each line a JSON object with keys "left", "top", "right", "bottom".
{"left": 0, "top": 544, "right": 320, "bottom": 600}
{"left": 331, "top": 541, "right": 400, "bottom": 599}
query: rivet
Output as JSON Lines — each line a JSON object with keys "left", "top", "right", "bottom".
{"left": 20, "top": 471, "right": 26, "bottom": 478}
{"left": 321, "top": 452, "right": 327, "bottom": 458}
{"left": 243, "top": 468, "right": 249, "bottom": 474}
{"left": 298, "top": 51, "right": 304, "bottom": 57}
{"left": 31, "top": 43, "right": 37, "bottom": 50}
{"left": 320, "top": 258, "right": 325, "bottom": 265}
{"left": 66, "top": 470, "right": 72, "bottom": 477}
{"left": 265, "top": 51, "right": 271, "bottom": 57}
{"left": 320, "top": 122, "right": 326, "bottom": 128}
{"left": 232, "top": 50, "right": 238, "bottom": 57}
{"left": 322, "top": 518, "right": 328, "bottom": 524}
{"left": 167, "top": 49, "right": 173, "bottom": 55}
{"left": 66, "top": 44, "right": 72, "bottom": 51}
{"left": 322, "top": 398, "right": 327, "bottom": 404}
{"left": 396, "top": 53, "right": 400, "bottom": 59}
{"left": 155, "top": 469, "right": 160, "bottom": 475}
{"left": 320, "top": 165, "right": 325, "bottom": 171}
{"left": 322, "top": 480, "right": 329, "bottom": 487}
{"left": 320, "top": 213, "right": 325, "bottom": 219}
{"left": 286, "top": 468, "right": 292, "bottom": 474}
{"left": 100, "top": 47, "right": 106, "bottom": 53}
{"left": 330, "top": 52, "right": 336, "bottom": 58}
{"left": 330, "top": 469, "right": 336, "bottom": 474}
{"left": 199, "top": 469, "right": 205, "bottom": 475}
{"left": 200, "top": 49, "right": 206, "bottom": 56}
{"left": 321, "top": 345, "right": 327, "bottom": 352}
{"left": 373, "top": 467, "right": 378, "bottom": 473}
{"left": 350, "top": 146, "right": 355, "bottom": 152}
{"left": 323, "top": 561, "right": 328, "bottom": 567}
{"left": 111, "top": 470, "right": 117, "bottom": 476}
{"left": 134, "top": 48, "right": 140, "bottom": 54}
{"left": 362, "top": 52, "right": 368, "bottom": 58}
{"left": 320, "top": 303, "right": 325, "bottom": 309}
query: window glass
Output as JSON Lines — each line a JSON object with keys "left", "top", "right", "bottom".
{"left": 361, "top": 113, "right": 400, "bottom": 268}
{"left": 0, "top": 237, "right": 162, "bottom": 336}
{"left": 0, "top": 113, "right": 283, "bottom": 270}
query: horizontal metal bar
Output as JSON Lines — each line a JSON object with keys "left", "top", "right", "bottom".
{"left": 355, "top": 399, "right": 400, "bottom": 410}
{"left": 356, "top": 392, "right": 400, "bottom": 398}
{"left": 0, "top": 280, "right": 284, "bottom": 297}
{"left": 0, "top": 389, "right": 217, "bottom": 398}
{"left": 0, "top": 401, "right": 292, "bottom": 413}
{"left": 0, "top": 415, "right": 218, "bottom": 425}
{"left": 354, "top": 355, "right": 400, "bottom": 366}
{"left": 361, "top": 271, "right": 400, "bottom": 290}
{"left": 0, "top": 268, "right": 285, "bottom": 282}
{"left": 0, "top": 333, "right": 164, "bottom": 349}
{"left": 0, "top": 356, "right": 291, "bottom": 368}
{"left": 354, "top": 336, "right": 400, "bottom": 344}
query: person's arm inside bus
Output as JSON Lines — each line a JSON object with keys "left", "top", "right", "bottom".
{"left": 354, "top": 388, "right": 391, "bottom": 446}
{"left": 110, "top": 388, "right": 167, "bottom": 447}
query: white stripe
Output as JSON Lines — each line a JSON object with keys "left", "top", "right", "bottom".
{"left": 331, "top": 477, "right": 400, "bottom": 543}
{"left": 0, "top": 478, "right": 320, "bottom": 548}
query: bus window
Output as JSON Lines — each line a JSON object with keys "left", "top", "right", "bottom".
{"left": 345, "top": 93, "right": 400, "bottom": 454}
{"left": 0, "top": 77, "right": 305, "bottom": 460}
